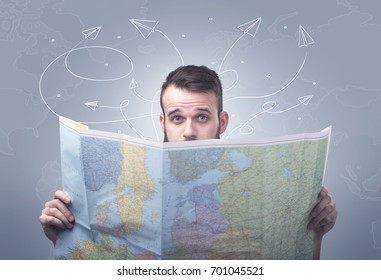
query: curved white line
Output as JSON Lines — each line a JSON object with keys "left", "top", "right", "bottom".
{"left": 226, "top": 101, "right": 277, "bottom": 139}
{"left": 157, "top": 29, "right": 185, "bottom": 66}
{"left": 81, "top": 113, "right": 161, "bottom": 125}
{"left": 39, "top": 40, "right": 86, "bottom": 118}
{"left": 39, "top": 41, "right": 134, "bottom": 118}
{"left": 133, "top": 88, "right": 159, "bottom": 103}
{"left": 64, "top": 45, "right": 134, "bottom": 82}
{"left": 98, "top": 102, "right": 130, "bottom": 109}
{"left": 268, "top": 103, "right": 300, "bottom": 114}
{"left": 218, "top": 34, "right": 244, "bottom": 74}
{"left": 151, "top": 89, "right": 162, "bottom": 141}
{"left": 224, "top": 52, "right": 308, "bottom": 103}
{"left": 218, "top": 69, "right": 238, "bottom": 92}
{"left": 119, "top": 99, "right": 144, "bottom": 138}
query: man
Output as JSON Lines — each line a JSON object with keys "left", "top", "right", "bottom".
{"left": 40, "top": 65, "right": 337, "bottom": 259}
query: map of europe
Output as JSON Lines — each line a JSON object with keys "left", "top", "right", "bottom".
{"left": 54, "top": 117, "right": 331, "bottom": 260}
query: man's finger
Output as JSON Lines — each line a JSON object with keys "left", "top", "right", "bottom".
{"left": 54, "top": 190, "right": 71, "bottom": 204}
{"left": 41, "top": 205, "right": 74, "bottom": 229}
{"left": 310, "top": 193, "right": 332, "bottom": 218}
{"left": 40, "top": 213, "right": 72, "bottom": 229}
{"left": 44, "top": 198, "right": 75, "bottom": 223}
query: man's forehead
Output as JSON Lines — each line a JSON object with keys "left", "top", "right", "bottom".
{"left": 162, "top": 85, "right": 218, "bottom": 111}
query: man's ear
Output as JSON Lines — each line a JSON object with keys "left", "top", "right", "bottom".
{"left": 219, "top": 111, "right": 229, "bottom": 135}
{"left": 160, "top": 114, "right": 165, "bottom": 132}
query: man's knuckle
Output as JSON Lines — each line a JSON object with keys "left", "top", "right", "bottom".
{"left": 45, "top": 207, "right": 56, "bottom": 217}
{"left": 39, "top": 215, "right": 46, "bottom": 224}
{"left": 328, "top": 203, "right": 335, "bottom": 212}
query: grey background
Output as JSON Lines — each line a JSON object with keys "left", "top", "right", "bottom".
{"left": 0, "top": 0, "right": 380, "bottom": 259}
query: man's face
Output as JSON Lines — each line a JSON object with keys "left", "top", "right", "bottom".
{"left": 160, "top": 85, "right": 229, "bottom": 142}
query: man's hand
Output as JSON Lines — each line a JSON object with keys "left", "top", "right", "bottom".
{"left": 39, "top": 190, "right": 74, "bottom": 245}
{"left": 309, "top": 186, "right": 338, "bottom": 237}
{"left": 309, "top": 186, "right": 338, "bottom": 259}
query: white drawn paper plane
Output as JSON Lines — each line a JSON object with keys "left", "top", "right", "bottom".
{"left": 298, "top": 95, "right": 313, "bottom": 105}
{"left": 84, "top": 101, "right": 99, "bottom": 111}
{"left": 82, "top": 26, "right": 101, "bottom": 40}
{"left": 129, "top": 78, "right": 139, "bottom": 89}
{"left": 298, "top": 25, "right": 314, "bottom": 47}
{"left": 130, "top": 19, "right": 158, "bottom": 39}
{"left": 237, "top": 17, "right": 262, "bottom": 38}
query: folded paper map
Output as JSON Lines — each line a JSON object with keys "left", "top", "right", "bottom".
{"left": 54, "top": 116, "right": 331, "bottom": 260}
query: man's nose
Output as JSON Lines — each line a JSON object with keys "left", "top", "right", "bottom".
{"left": 183, "top": 120, "right": 196, "bottom": 140}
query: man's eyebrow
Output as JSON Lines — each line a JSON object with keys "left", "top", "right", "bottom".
{"left": 167, "top": 108, "right": 181, "bottom": 117}
{"left": 196, "top": 108, "right": 212, "bottom": 114}
{"left": 167, "top": 107, "right": 212, "bottom": 117}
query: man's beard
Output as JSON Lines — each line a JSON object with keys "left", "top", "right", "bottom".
{"left": 163, "top": 123, "right": 221, "bottom": 142}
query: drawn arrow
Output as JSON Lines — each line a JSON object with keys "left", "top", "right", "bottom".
{"left": 84, "top": 101, "right": 99, "bottom": 111}
{"left": 218, "top": 17, "right": 262, "bottom": 75}
{"left": 267, "top": 95, "right": 313, "bottom": 114}
{"left": 84, "top": 100, "right": 130, "bottom": 111}
{"left": 84, "top": 99, "right": 147, "bottom": 139}
{"left": 129, "top": 19, "right": 158, "bottom": 39}
{"left": 128, "top": 78, "right": 159, "bottom": 103}
{"left": 81, "top": 26, "right": 101, "bottom": 40}
{"left": 237, "top": 17, "right": 262, "bottom": 37}
{"left": 226, "top": 95, "right": 313, "bottom": 138}
{"left": 298, "top": 94, "right": 313, "bottom": 105}
{"left": 298, "top": 25, "right": 314, "bottom": 48}
{"left": 39, "top": 25, "right": 136, "bottom": 127}
{"left": 129, "top": 78, "right": 139, "bottom": 89}
{"left": 223, "top": 52, "right": 308, "bottom": 103}
{"left": 130, "top": 18, "right": 184, "bottom": 65}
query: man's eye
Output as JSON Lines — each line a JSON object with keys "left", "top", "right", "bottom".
{"left": 172, "top": 116, "right": 183, "bottom": 123}
{"left": 198, "top": 115, "right": 208, "bottom": 122}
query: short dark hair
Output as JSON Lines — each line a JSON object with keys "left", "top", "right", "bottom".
{"left": 160, "top": 65, "right": 223, "bottom": 113}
